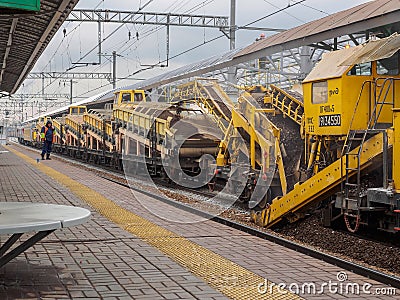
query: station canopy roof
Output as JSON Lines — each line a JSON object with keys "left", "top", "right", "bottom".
{"left": 234, "top": 0, "right": 400, "bottom": 61}
{"left": 0, "top": 0, "right": 79, "bottom": 94}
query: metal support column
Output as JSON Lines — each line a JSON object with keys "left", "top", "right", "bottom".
{"left": 166, "top": 23, "right": 170, "bottom": 67}
{"left": 70, "top": 79, "right": 73, "bottom": 104}
{"left": 382, "top": 130, "right": 388, "bottom": 189}
{"left": 41, "top": 72, "right": 45, "bottom": 98}
{"left": 299, "top": 46, "right": 313, "bottom": 80}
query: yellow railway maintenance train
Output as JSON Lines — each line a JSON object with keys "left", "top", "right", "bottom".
{"left": 251, "top": 34, "right": 400, "bottom": 233}
{"left": 19, "top": 34, "right": 400, "bottom": 233}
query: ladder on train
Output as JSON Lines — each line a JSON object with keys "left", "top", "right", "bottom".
{"left": 148, "top": 118, "right": 158, "bottom": 176}
{"left": 269, "top": 84, "right": 304, "bottom": 126}
{"left": 176, "top": 79, "right": 233, "bottom": 134}
{"left": 342, "top": 79, "right": 396, "bottom": 232}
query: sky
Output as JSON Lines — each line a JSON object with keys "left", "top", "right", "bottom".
{"left": 19, "top": 0, "right": 372, "bottom": 102}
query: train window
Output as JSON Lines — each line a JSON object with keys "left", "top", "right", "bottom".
{"left": 122, "top": 93, "right": 131, "bottom": 102}
{"left": 71, "top": 108, "right": 78, "bottom": 114}
{"left": 312, "top": 81, "right": 328, "bottom": 104}
{"left": 347, "top": 62, "right": 372, "bottom": 76}
{"left": 377, "top": 52, "right": 399, "bottom": 75}
{"left": 134, "top": 93, "right": 143, "bottom": 102}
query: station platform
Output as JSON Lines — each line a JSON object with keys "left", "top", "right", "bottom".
{"left": 0, "top": 143, "right": 398, "bottom": 300}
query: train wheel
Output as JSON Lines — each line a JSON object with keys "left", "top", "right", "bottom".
{"left": 255, "top": 188, "right": 272, "bottom": 210}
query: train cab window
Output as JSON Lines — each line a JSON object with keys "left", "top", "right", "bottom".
{"left": 347, "top": 62, "right": 372, "bottom": 76}
{"left": 312, "top": 81, "right": 328, "bottom": 104}
{"left": 122, "top": 93, "right": 131, "bottom": 103}
{"left": 377, "top": 52, "right": 399, "bottom": 75}
{"left": 134, "top": 93, "right": 143, "bottom": 102}
{"left": 71, "top": 108, "right": 78, "bottom": 114}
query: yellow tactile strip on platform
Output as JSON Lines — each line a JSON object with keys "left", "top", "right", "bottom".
{"left": 9, "top": 146, "right": 301, "bottom": 300}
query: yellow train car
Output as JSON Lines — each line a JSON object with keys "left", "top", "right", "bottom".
{"left": 65, "top": 106, "right": 87, "bottom": 147}
{"left": 113, "top": 89, "right": 146, "bottom": 125}
{"left": 83, "top": 108, "right": 114, "bottom": 152}
{"left": 21, "top": 121, "right": 39, "bottom": 145}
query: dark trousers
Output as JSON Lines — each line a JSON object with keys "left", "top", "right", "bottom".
{"left": 41, "top": 141, "right": 52, "bottom": 156}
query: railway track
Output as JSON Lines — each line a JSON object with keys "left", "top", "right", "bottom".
{"left": 14, "top": 142, "right": 400, "bottom": 288}
{"left": 101, "top": 173, "right": 400, "bottom": 289}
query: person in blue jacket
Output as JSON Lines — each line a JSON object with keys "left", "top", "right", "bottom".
{"left": 40, "top": 120, "right": 55, "bottom": 160}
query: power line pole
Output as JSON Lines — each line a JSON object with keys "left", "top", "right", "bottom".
{"left": 112, "top": 51, "right": 116, "bottom": 89}
{"left": 230, "top": 0, "right": 236, "bottom": 51}
{"left": 227, "top": 0, "right": 237, "bottom": 93}
{"left": 98, "top": 21, "right": 102, "bottom": 64}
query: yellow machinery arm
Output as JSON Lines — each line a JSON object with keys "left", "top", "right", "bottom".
{"left": 176, "top": 79, "right": 288, "bottom": 195}
{"left": 251, "top": 129, "right": 393, "bottom": 227}
{"left": 233, "top": 93, "right": 287, "bottom": 193}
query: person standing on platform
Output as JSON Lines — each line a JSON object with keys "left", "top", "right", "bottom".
{"left": 40, "top": 120, "right": 55, "bottom": 160}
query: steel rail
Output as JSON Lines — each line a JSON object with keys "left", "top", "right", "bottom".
{"left": 100, "top": 174, "right": 400, "bottom": 289}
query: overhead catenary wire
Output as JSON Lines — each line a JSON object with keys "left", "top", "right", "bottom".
{"left": 76, "top": 33, "right": 227, "bottom": 97}
{"left": 67, "top": 0, "right": 156, "bottom": 68}
{"left": 67, "top": 0, "right": 218, "bottom": 93}
{"left": 99, "top": 0, "right": 217, "bottom": 60}
{"left": 262, "top": 0, "right": 305, "bottom": 23}
{"left": 69, "top": 0, "right": 309, "bottom": 98}
{"left": 29, "top": 0, "right": 317, "bottom": 106}
{"left": 37, "top": 0, "right": 213, "bottom": 88}
{"left": 242, "top": 0, "right": 307, "bottom": 27}
{"left": 25, "top": 0, "right": 157, "bottom": 102}
{"left": 62, "top": 1, "right": 191, "bottom": 92}
{"left": 300, "top": 3, "right": 330, "bottom": 15}
{"left": 76, "top": 0, "right": 317, "bottom": 97}
{"left": 20, "top": 0, "right": 107, "bottom": 95}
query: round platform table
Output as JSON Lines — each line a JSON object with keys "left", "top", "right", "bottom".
{"left": 0, "top": 202, "right": 91, "bottom": 267}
